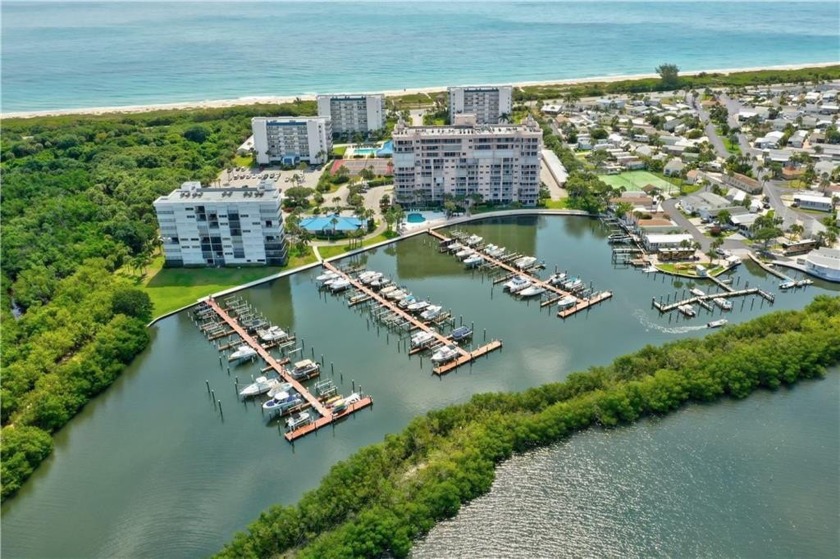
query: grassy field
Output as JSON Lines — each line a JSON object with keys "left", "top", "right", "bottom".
{"left": 722, "top": 134, "right": 742, "bottom": 155}
{"left": 317, "top": 231, "right": 399, "bottom": 259}
{"left": 598, "top": 171, "right": 678, "bottom": 194}
{"left": 133, "top": 252, "right": 318, "bottom": 318}
{"left": 332, "top": 145, "right": 348, "bottom": 157}
{"left": 232, "top": 154, "right": 254, "bottom": 168}
{"left": 541, "top": 199, "right": 570, "bottom": 209}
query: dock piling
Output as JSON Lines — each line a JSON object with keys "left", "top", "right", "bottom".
{"left": 206, "top": 380, "right": 210, "bottom": 394}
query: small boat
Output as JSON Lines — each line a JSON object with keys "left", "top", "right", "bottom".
{"left": 455, "top": 247, "right": 474, "bottom": 259}
{"left": 347, "top": 293, "right": 369, "bottom": 306}
{"left": 331, "top": 392, "right": 361, "bottom": 415}
{"left": 257, "top": 326, "right": 289, "bottom": 343}
{"left": 431, "top": 344, "right": 460, "bottom": 364}
{"left": 379, "top": 285, "right": 398, "bottom": 296}
{"left": 514, "top": 256, "right": 537, "bottom": 270}
{"left": 386, "top": 289, "right": 408, "bottom": 301}
{"left": 562, "top": 278, "right": 583, "bottom": 292}
{"left": 228, "top": 345, "right": 257, "bottom": 364}
{"left": 285, "top": 411, "right": 311, "bottom": 431}
{"left": 546, "top": 272, "right": 567, "bottom": 286}
{"left": 329, "top": 279, "right": 351, "bottom": 292}
{"left": 713, "top": 297, "right": 732, "bottom": 310}
{"left": 463, "top": 255, "right": 484, "bottom": 268}
{"left": 411, "top": 331, "right": 436, "bottom": 348}
{"left": 779, "top": 280, "right": 796, "bottom": 290}
{"left": 450, "top": 326, "right": 473, "bottom": 341}
{"left": 398, "top": 295, "right": 417, "bottom": 309}
{"left": 641, "top": 265, "right": 659, "bottom": 274}
{"left": 796, "top": 279, "right": 813, "bottom": 287}
{"left": 262, "top": 391, "right": 303, "bottom": 412}
{"left": 485, "top": 245, "right": 506, "bottom": 258}
{"left": 446, "top": 242, "right": 464, "bottom": 253}
{"left": 690, "top": 288, "right": 705, "bottom": 297}
{"left": 465, "top": 234, "right": 483, "bottom": 247}
{"left": 315, "top": 271, "right": 340, "bottom": 284}
{"left": 369, "top": 277, "right": 391, "bottom": 289}
{"left": 407, "top": 300, "right": 430, "bottom": 313}
{"left": 360, "top": 272, "right": 382, "bottom": 285}
{"left": 707, "top": 319, "right": 728, "bottom": 329}
{"left": 267, "top": 382, "right": 293, "bottom": 398}
{"left": 239, "top": 376, "right": 280, "bottom": 398}
{"left": 677, "top": 304, "right": 696, "bottom": 317}
{"left": 518, "top": 285, "right": 547, "bottom": 298}
{"left": 420, "top": 305, "right": 444, "bottom": 321}
{"left": 556, "top": 295, "right": 577, "bottom": 310}
{"left": 290, "top": 359, "right": 320, "bottom": 380}
{"left": 503, "top": 275, "right": 531, "bottom": 293}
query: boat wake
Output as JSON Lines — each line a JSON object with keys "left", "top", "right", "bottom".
{"left": 633, "top": 309, "right": 708, "bottom": 334}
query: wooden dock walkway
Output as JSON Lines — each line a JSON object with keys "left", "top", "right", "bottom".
{"left": 747, "top": 253, "right": 793, "bottom": 281}
{"left": 322, "top": 262, "right": 502, "bottom": 375}
{"left": 203, "top": 298, "right": 373, "bottom": 442}
{"left": 428, "top": 229, "right": 612, "bottom": 319}
{"left": 651, "top": 287, "right": 774, "bottom": 313}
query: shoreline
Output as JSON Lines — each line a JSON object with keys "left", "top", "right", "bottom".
{"left": 2, "top": 61, "right": 837, "bottom": 120}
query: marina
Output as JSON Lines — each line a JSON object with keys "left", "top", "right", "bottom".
{"left": 196, "top": 297, "right": 373, "bottom": 442}
{"left": 427, "top": 229, "right": 613, "bottom": 319}
{"left": 319, "top": 261, "right": 504, "bottom": 375}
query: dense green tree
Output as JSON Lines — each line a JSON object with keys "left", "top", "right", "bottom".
{"left": 111, "top": 287, "right": 153, "bottom": 322}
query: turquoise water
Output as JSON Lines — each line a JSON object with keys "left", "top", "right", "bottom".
{"left": 2, "top": 1, "right": 838, "bottom": 112}
{"left": 354, "top": 148, "right": 378, "bottom": 155}
{"left": 407, "top": 212, "right": 427, "bottom": 223}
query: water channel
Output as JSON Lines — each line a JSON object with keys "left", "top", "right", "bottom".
{"left": 2, "top": 216, "right": 837, "bottom": 557}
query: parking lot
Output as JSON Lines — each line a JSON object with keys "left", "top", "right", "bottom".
{"left": 220, "top": 166, "right": 325, "bottom": 190}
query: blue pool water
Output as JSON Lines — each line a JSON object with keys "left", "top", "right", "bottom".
{"left": 406, "top": 213, "right": 426, "bottom": 224}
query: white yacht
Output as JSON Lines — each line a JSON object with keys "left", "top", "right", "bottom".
{"left": 504, "top": 275, "right": 532, "bottom": 293}
{"left": 228, "top": 345, "right": 257, "bottom": 364}
{"left": 713, "top": 297, "right": 732, "bottom": 310}
{"left": 239, "top": 376, "right": 279, "bottom": 398}
{"left": 420, "top": 305, "right": 443, "bottom": 321}
{"left": 514, "top": 256, "right": 537, "bottom": 270}
{"left": 431, "top": 344, "right": 460, "bottom": 364}
{"left": 518, "top": 285, "right": 546, "bottom": 298}
{"left": 411, "top": 331, "right": 436, "bottom": 348}
{"left": 257, "top": 326, "right": 289, "bottom": 344}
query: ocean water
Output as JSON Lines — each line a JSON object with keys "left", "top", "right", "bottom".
{"left": 1, "top": 1, "right": 838, "bottom": 113}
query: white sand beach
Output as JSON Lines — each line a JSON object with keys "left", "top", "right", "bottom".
{"left": 2, "top": 62, "right": 836, "bottom": 120}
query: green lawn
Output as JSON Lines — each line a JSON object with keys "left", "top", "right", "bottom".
{"left": 233, "top": 154, "right": 254, "bottom": 168}
{"left": 332, "top": 146, "right": 348, "bottom": 157}
{"left": 541, "top": 199, "right": 569, "bottom": 209}
{"left": 719, "top": 129, "right": 741, "bottom": 155}
{"left": 656, "top": 262, "right": 726, "bottom": 277}
{"left": 135, "top": 252, "right": 317, "bottom": 318}
{"left": 598, "top": 171, "right": 679, "bottom": 194}
{"left": 318, "top": 231, "right": 399, "bottom": 259}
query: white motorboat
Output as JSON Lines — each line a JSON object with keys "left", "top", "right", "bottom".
{"left": 398, "top": 295, "right": 417, "bottom": 309}
{"left": 360, "top": 272, "right": 383, "bottom": 285}
{"left": 315, "top": 271, "right": 340, "bottom": 284}
{"left": 465, "top": 234, "right": 483, "bottom": 247}
{"left": 707, "top": 319, "right": 728, "bottom": 328}
{"left": 779, "top": 280, "right": 796, "bottom": 290}
{"left": 407, "top": 300, "right": 430, "bottom": 313}
{"left": 431, "top": 344, "right": 460, "bottom": 364}
{"left": 463, "top": 255, "right": 484, "bottom": 268}
{"left": 504, "top": 275, "right": 532, "bottom": 293}
{"left": 556, "top": 295, "right": 577, "bottom": 310}
{"left": 267, "top": 382, "right": 293, "bottom": 398}
{"left": 713, "top": 297, "right": 732, "bottom": 310}
{"left": 641, "top": 265, "right": 659, "bottom": 273}
{"left": 411, "top": 331, "right": 436, "bottom": 348}
{"left": 690, "top": 288, "right": 705, "bottom": 297}
{"left": 285, "top": 411, "right": 312, "bottom": 431}
{"left": 329, "top": 279, "right": 351, "bottom": 292}
{"left": 290, "top": 359, "right": 320, "bottom": 380}
{"left": 455, "top": 247, "right": 474, "bottom": 260}
{"left": 379, "top": 285, "right": 398, "bottom": 296}
{"left": 257, "top": 325, "right": 289, "bottom": 343}
{"left": 370, "top": 277, "right": 391, "bottom": 289}
{"left": 446, "top": 242, "right": 464, "bottom": 253}
{"left": 518, "top": 285, "right": 546, "bottom": 298}
{"left": 386, "top": 289, "right": 408, "bottom": 301}
{"left": 562, "top": 278, "right": 583, "bottom": 292}
{"left": 331, "top": 392, "right": 361, "bottom": 415}
{"left": 677, "top": 304, "right": 696, "bottom": 317}
{"left": 262, "top": 390, "right": 303, "bottom": 412}
{"left": 514, "top": 256, "right": 537, "bottom": 270}
{"left": 546, "top": 272, "right": 567, "bottom": 286}
{"left": 228, "top": 345, "right": 257, "bottom": 364}
{"left": 796, "top": 279, "right": 813, "bottom": 287}
{"left": 485, "top": 246, "right": 506, "bottom": 258}
{"left": 420, "top": 305, "right": 443, "bottom": 321}
{"left": 239, "top": 376, "right": 280, "bottom": 398}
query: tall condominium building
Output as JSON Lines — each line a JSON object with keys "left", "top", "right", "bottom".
{"left": 448, "top": 85, "right": 513, "bottom": 124}
{"left": 154, "top": 180, "right": 287, "bottom": 267}
{"left": 316, "top": 94, "right": 385, "bottom": 135}
{"left": 391, "top": 115, "right": 543, "bottom": 207}
{"left": 252, "top": 117, "right": 332, "bottom": 166}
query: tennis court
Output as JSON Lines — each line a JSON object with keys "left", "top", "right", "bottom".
{"left": 598, "top": 171, "right": 677, "bottom": 193}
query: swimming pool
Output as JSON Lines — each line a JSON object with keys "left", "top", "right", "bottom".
{"left": 406, "top": 212, "right": 426, "bottom": 224}
{"left": 353, "top": 147, "right": 377, "bottom": 156}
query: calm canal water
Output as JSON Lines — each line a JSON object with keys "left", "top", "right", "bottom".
{"left": 2, "top": 216, "right": 838, "bottom": 558}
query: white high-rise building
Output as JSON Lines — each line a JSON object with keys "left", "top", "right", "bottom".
{"left": 391, "top": 116, "right": 543, "bottom": 207}
{"left": 448, "top": 85, "right": 513, "bottom": 124}
{"left": 154, "top": 180, "right": 287, "bottom": 267}
{"left": 252, "top": 117, "right": 331, "bottom": 166}
{"left": 316, "top": 94, "right": 384, "bottom": 135}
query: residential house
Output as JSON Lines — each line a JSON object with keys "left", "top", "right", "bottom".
{"left": 642, "top": 233, "right": 695, "bottom": 253}
{"left": 788, "top": 130, "right": 809, "bottom": 148}
{"left": 803, "top": 248, "right": 840, "bottom": 281}
{"left": 723, "top": 172, "right": 762, "bottom": 194}
{"left": 663, "top": 159, "right": 685, "bottom": 177}
{"left": 793, "top": 194, "right": 835, "bottom": 212}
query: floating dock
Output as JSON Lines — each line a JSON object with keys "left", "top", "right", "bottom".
{"left": 321, "top": 262, "right": 503, "bottom": 375}
{"left": 201, "top": 298, "right": 373, "bottom": 442}
{"left": 652, "top": 287, "right": 775, "bottom": 314}
{"left": 427, "top": 229, "right": 613, "bottom": 319}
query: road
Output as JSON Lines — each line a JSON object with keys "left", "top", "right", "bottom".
{"left": 687, "top": 92, "right": 729, "bottom": 159}
{"left": 661, "top": 198, "right": 711, "bottom": 252}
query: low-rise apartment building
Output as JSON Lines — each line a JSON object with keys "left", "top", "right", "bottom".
{"left": 316, "top": 94, "right": 384, "bottom": 136}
